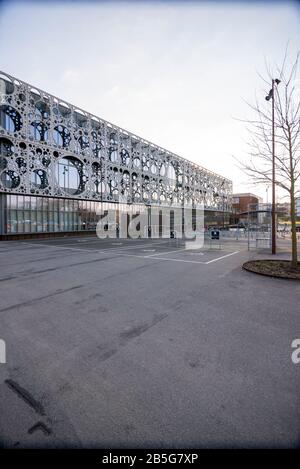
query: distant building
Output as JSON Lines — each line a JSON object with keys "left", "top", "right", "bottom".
{"left": 231, "top": 193, "right": 263, "bottom": 225}
{"left": 276, "top": 202, "right": 290, "bottom": 218}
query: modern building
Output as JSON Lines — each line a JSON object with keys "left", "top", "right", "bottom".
{"left": 231, "top": 193, "right": 263, "bottom": 226}
{"left": 0, "top": 71, "right": 232, "bottom": 239}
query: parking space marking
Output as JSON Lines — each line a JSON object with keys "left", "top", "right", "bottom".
{"left": 205, "top": 251, "right": 240, "bottom": 264}
{"left": 116, "top": 252, "right": 207, "bottom": 264}
{"left": 20, "top": 242, "right": 240, "bottom": 266}
{"left": 145, "top": 247, "right": 187, "bottom": 257}
{"left": 22, "top": 242, "right": 94, "bottom": 253}
{"left": 21, "top": 240, "right": 169, "bottom": 255}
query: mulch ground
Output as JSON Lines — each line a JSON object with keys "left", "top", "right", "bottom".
{"left": 243, "top": 260, "right": 300, "bottom": 280}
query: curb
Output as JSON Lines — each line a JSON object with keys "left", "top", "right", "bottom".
{"left": 242, "top": 260, "right": 300, "bottom": 281}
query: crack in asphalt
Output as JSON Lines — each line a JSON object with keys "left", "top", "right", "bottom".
{"left": 0, "top": 285, "right": 83, "bottom": 313}
{"left": 5, "top": 379, "right": 46, "bottom": 416}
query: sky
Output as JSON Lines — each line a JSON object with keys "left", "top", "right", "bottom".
{"left": 0, "top": 0, "right": 300, "bottom": 201}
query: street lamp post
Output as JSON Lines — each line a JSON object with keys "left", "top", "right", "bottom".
{"left": 221, "top": 179, "right": 225, "bottom": 229}
{"left": 265, "top": 78, "right": 281, "bottom": 255}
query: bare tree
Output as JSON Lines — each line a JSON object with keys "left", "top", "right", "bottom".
{"left": 238, "top": 50, "right": 300, "bottom": 269}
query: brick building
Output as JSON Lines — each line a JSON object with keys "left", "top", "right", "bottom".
{"left": 231, "top": 193, "right": 263, "bottom": 225}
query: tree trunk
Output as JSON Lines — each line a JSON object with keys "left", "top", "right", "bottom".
{"left": 288, "top": 126, "right": 298, "bottom": 269}
{"left": 290, "top": 188, "right": 298, "bottom": 269}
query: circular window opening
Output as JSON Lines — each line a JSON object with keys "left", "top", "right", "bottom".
{"left": 167, "top": 163, "right": 176, "bottom": 189}
{"left": 53, "top": 125, "right": 71, "bottom": 148}
{"left": 35, "top": 100, "right": 50, "bottom": 119}
{"left": 91, "top": 162, "right": 101, "bottom": 194}
{"left": 31, "top": 169, "right": 48, "bottom": 189}
{"left": 122, "top": 170, "right": 130, "bottom": 182}
{"left": 133, "top": 157, "right": 141, "bottom": 168}
{"left": 0, "top": 170, "right": 20, "bottom": 189}
{"left": 30, "top": 122, "right": 49, "bottom": 142}
{"left": 151, "top": 163, "right": 157, "bottom": 174}
{"left": 0, "top": 105, "right": 22, "bottom": 132}
{"left": 110, "top": 149, "right": 118, "bottom": 163}
{"left": 56, "top": 156, "right": 86, "bottom": 195}
{"left": 0, "top": 137, "right": 14, "bottom": 156}
{"left": 160, "top": 164, "right": 166, "bottom": 176}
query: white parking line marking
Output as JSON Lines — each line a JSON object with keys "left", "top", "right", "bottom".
{"left": 146, "top": 247, "right": 187, "bottom": 257}
{"left": 117, "top": 253, "right": 206, "bottom": 264}
{"left": 21, "top": 242, "right": 240, "bottom": 266}
{"left": 205, "top": 251, "right": 239, "bottom": 264}
{"left": 21, "top": 241, "right": 168, "bottom": 255}
{"left": 22, "top": 242, "right": 95, "bottom": 253}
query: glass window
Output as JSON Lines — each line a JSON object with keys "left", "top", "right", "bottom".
{"left": 43, "top": 197, "right": 49, "bottom": 212}
{"left": 17, "top": 210, "right": 24, "bottom": 233}
{"left": 73, "top": 211, "right": 77, "bottom": 230}
{"left": 59, "top": 213, "right": 65, "bottom": 231}
{"left": 59, "top": 198, "right": 65, "bottom": 212}
{"left": 54, "top": 212, "right": 59, "bottom": 232}
{"left": 48, "top": 212, "right": 54, "bottom": 232}
{"left": 37, "top": 211, "right": 43, "bottom": 232}
{"left": 30, "top": 122, "right": 49, "bottom": 142}
{"left": 31, "top": 196, "right": 37, "bottom": 210}
{"left": 37, "top": 197, "right": 43, "bottom": 210}
{"left": 56, "top": 156, "right": 85, "bottom": 195}
{"left": 78, "top": 211, "right": 84, "bottom": 230}
{"left": 52, "top": 198, "right": 59, "bottom": 211}
{"left": 65, "top": 199, "right": 70, "bottom": 212}
{"left": 24, "top": 210, "right": 31, "bottom": 232}
{"left": 17, "top": 195, "right": 24, "bottom": 209}
{"left": 0, "top": 105, "right": 22, "bottom": 133}
{"left": 67, "top": 212, "right": 73, "bottom": 230}
{"left": 48, "top": 198, "right": 54, "bottom": 211}
{"left": 73, "top": 199, "right": 79, "bottom": 212}
{"left": 24, "top": 196, "right": 31, "bottom": 210}
{"left": 31, "top": 211, "right": 37, "bottom": 232}
{"left": 8, "top": 209, "right": 17, "bottom": 233}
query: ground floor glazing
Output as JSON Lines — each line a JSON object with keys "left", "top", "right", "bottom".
{"left": 0, "top": 193, "right": 229, "bottom": 237}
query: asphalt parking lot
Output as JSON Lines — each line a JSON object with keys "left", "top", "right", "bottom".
{"left": 0, "top": 236, "right": 299, "bottom": 448}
